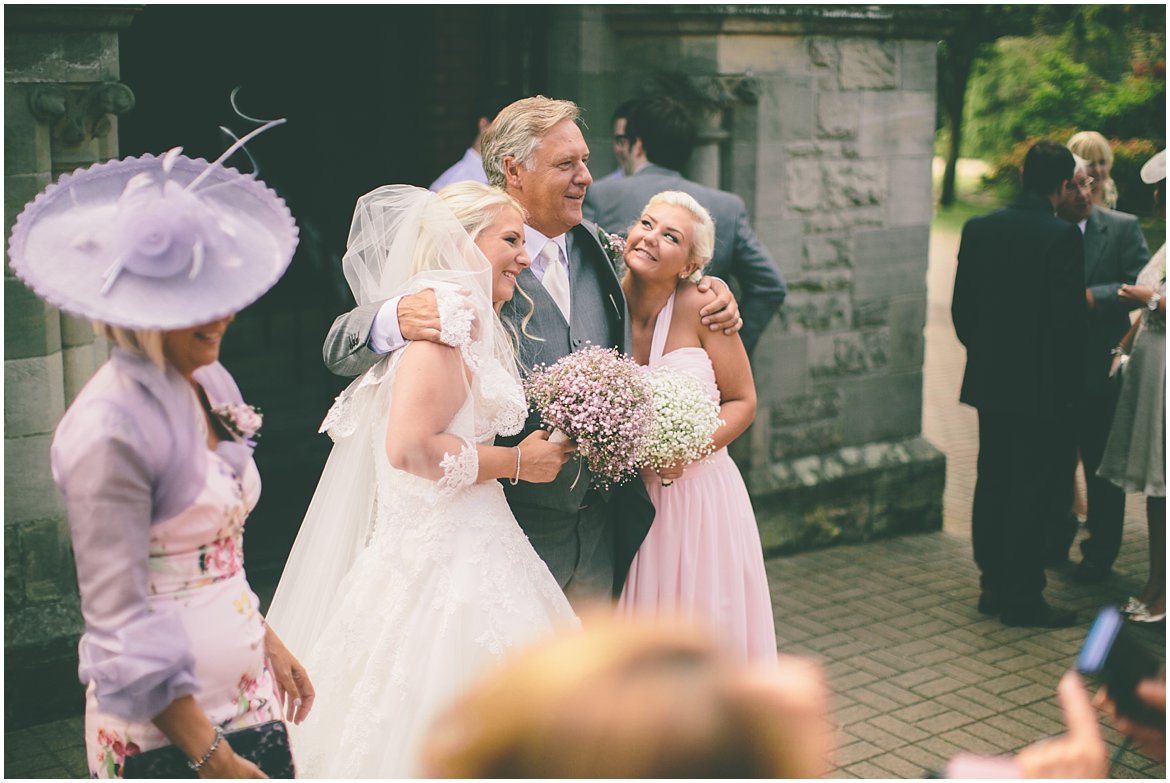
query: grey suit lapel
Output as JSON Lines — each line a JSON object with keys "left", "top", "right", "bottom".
{"left": 568, "top": 223, "right": 631, "bottom": 352}
{"left": 1084, "top": 211, "right": 1107, "bottom": 282}
{"left": 567, "top": 226, "right": 623, "bottom": 315}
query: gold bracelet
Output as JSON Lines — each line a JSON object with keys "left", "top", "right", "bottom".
{"left": 510, "top": 447, "right": 521, "bottom": 485}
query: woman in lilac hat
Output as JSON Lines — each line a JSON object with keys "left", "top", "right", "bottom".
{"left": 9, "top": 139, "right": 311, "bottom": 777}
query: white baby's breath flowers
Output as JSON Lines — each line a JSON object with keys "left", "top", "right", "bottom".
{"left": 640, "top": 368, "right": 723, "bottom": 474}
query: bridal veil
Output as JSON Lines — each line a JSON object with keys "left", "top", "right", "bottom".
{"left": 265, "top": 184, "right": 522, "bottom": 661}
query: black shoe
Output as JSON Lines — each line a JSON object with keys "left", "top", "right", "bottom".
{"left": 977, "top": 591, "right": 1005, "bottom": 616}
{"left": 1001, "top": 600, "right": 1077, "bottom": 628}
{"left": 1072, "top": 560, "right": 1112, "bottom": 584}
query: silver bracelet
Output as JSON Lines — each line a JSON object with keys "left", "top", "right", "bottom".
{"left": 188, "top": 726, "right": 224, "bottom": 772}
{"left": 510, "top": 447, "right": 521, "bottom": 485}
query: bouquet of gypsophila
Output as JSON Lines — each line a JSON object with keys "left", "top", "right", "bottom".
{"left": 639, "top": 368, "right": 723, "bottom": 475}
{"left": 524, "top": 345, "right": 652, "bottom": 489}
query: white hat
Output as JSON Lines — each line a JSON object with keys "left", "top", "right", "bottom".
{"left": 1141, "top": 149, "right": 1165, "bottom": 185}
{"left": 8, "top": 147, "right": 298, "bottom": 331}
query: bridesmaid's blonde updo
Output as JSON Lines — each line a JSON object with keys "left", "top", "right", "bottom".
{"left": 640, "top": 191, "right": 716, "bottom": 275}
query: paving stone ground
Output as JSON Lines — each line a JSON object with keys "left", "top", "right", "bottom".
{"left": 764, "top": 224, "right": 1165, "bottom": 778}
{"left": 5, "top": 224, "right": 1165, "bottom": 778}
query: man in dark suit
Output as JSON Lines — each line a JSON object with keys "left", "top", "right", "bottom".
{"left": 583, "top": 96, "right": 787, "bottom": 355}
{"left": 321, "top": 97, "right": 743, "bottom": 604}
{"left": 952, "top": 140, "right": 1087, "bottom": 627}
{"left": 1051, "top": 155, "right": 1151, "bottom": 582}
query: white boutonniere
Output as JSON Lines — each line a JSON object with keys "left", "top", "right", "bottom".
{"left": 212, "top": 402, "right": 263, "bottom": 445}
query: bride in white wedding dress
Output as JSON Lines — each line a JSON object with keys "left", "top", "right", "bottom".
{"left": 266, "top": 183, "right": 578, "bottom": 777}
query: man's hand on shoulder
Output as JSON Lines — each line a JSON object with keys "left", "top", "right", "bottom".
{"left": 398, "top": 290, "right": 444, "bottom": 343}
{"left": 695, "top": 275, "right": 742, "bottom": 335}
{"left": 399, "top": 288, "right": 481, "bottom": 347}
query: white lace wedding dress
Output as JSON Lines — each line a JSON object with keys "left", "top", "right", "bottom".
{"left": 274, "top": 341, "right": 578, "bottom": 778}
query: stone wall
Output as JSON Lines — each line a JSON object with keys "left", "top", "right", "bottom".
{"left": 551, "top": 6, "right": 950, "bottom": 553}
{"left": 4, "top": 5, "right": 139, "bottom": 725}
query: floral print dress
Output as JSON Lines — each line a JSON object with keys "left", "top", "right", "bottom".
{"left": 84, "top": 453, "right": 280, "bottom": 777}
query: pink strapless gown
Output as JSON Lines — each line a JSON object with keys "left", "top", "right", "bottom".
{"left": 618, "top": 292, "right": 778, "bottom": 664}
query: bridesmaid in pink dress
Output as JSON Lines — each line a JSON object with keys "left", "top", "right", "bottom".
{"left": 617, "top": 191, "right": 777, "bottom": 664}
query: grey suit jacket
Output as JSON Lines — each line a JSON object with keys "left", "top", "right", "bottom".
{"left": 583, "top": 163, "right": 787, "bottom": 354}
{"left": 1080, "top": 206, "right": 1149, "bottom": 394}
{"left": 320, "top": 218, "right": 654, "bottom": 596}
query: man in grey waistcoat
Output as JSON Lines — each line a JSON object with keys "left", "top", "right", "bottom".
{"left": 583, "top": 96, "right": 787, "bottom": 355}
{"left": 321, "top": 96, "right": 743, "bottom": 605}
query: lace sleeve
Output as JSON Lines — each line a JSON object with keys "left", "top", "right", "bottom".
{"left": 436, "top": 438, "right": 478, "bottom": 497}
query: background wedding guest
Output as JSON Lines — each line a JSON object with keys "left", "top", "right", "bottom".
{"left": 596, "top": 97, "right": 640, "bottom": 183}
{"left": 8, "top": 148, "right": 310, "bottom": 777}
{"left": 952, "top": 139, "right": 1086, "bottom": 628}
{"left": 583, "top": 95, "right": 787, "bottom": 355}
{"left": 321, "top": 96, "right": 744, "bottom": 604}
{"left": 422, "top": 615, "right": 832, "bottom": 778}
{"left": 616, "top": 191, "right": 777, "bottom": 664}
{"left": 1069, "top": 130, "right": 1120, "bottom": 210}
{"left": 1053, "top": 154, "right": 1150, "bottom": 584}
{"left": 423, "top": 615, "right": 1127, "bottom": 779}
{"left": 1098, "top": 149, "right": 1166, "bottom": 623}
{"left": 428, "top": 88, "right": 516, "bottom": 191}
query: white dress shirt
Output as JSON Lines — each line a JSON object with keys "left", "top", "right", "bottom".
{"left": 525, "top": 225, "right": 569, "bottom": 285}
{"left": 429, "top": 148, "right": 487, "bottom": 192}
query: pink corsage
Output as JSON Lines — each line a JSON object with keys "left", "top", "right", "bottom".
{"left": 212, "top": 402, "right": 263, "bottom": 445}
{"left": 597, "top": 229, "right": 627, "bottom": 269}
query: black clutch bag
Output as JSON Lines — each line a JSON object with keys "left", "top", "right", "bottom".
{"left": 122, "top": 719, "right": 295, "bottom": 779}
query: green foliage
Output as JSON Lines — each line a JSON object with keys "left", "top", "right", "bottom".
{"left": 959, "top": 6, "right": 1163, "bottom": 196}
{"left": 965, "top": 34, "right": 1165, "bottom": 160}
{"left": 1111, "top": 137, "right": 1163, "bottom": 213}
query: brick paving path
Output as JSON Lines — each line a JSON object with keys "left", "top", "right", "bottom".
{"left": 765, "top": 225, "right": 1165, "bottom": 778}
{"left": 5, "top": 223, "right": 1165, "bottom": 778}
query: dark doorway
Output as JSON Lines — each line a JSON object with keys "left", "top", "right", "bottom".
{"left": 118, "top": 5, "right": 548, "bottom": 600}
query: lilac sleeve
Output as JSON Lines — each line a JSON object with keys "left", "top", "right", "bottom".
{"left": 54, "top": 400, "right": 198, "bottom": 722}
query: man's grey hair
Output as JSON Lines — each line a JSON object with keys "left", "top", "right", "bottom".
{"left": 481, "top": 96, "right": 581, "bottom": 189}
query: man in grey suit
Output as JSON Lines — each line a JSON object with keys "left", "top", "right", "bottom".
{"left": 583, "top": 96, "right": 787, "bottom": 355}
{"left": 321, "top": 96, "right": 742, "bottom": 604}
{"left": 1052, "top": 156, "right": 1150, "bottom": 582}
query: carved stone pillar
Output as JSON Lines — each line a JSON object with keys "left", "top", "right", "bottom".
{"left": 4, "top": 4, "right": 141, "bottom": 727}
{"left": 686, "top": 74, "right": 761, "bottom": 189}
{"left": 552, "top": 6, "right": 954, "bottom": 555}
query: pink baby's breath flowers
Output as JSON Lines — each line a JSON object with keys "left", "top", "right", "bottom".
{"left": 525, "top": 345, "right": 652, "bottom": 490}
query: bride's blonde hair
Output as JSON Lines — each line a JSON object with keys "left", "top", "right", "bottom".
{"left": 436, "top": 181, "right": 541, "bottom": 342}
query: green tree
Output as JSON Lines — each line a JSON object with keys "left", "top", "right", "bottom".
{"left": 963, "top": 5, "right": 1165, "bottom": 161}
{"left": 936, "top": 6, "right": 1032, "bottom": 207}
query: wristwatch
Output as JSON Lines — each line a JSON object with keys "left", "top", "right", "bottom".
{"left": 1147, "top": 292, "right": 1162, "bottom": 311}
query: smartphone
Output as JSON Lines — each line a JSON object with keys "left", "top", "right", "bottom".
{"left": 1076, "top": 605, "right": 1163, "bottom": 726}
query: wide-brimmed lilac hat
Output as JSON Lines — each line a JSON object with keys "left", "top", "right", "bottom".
{"left": 8, "top": 145, "right": 298, "bottom": 331}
